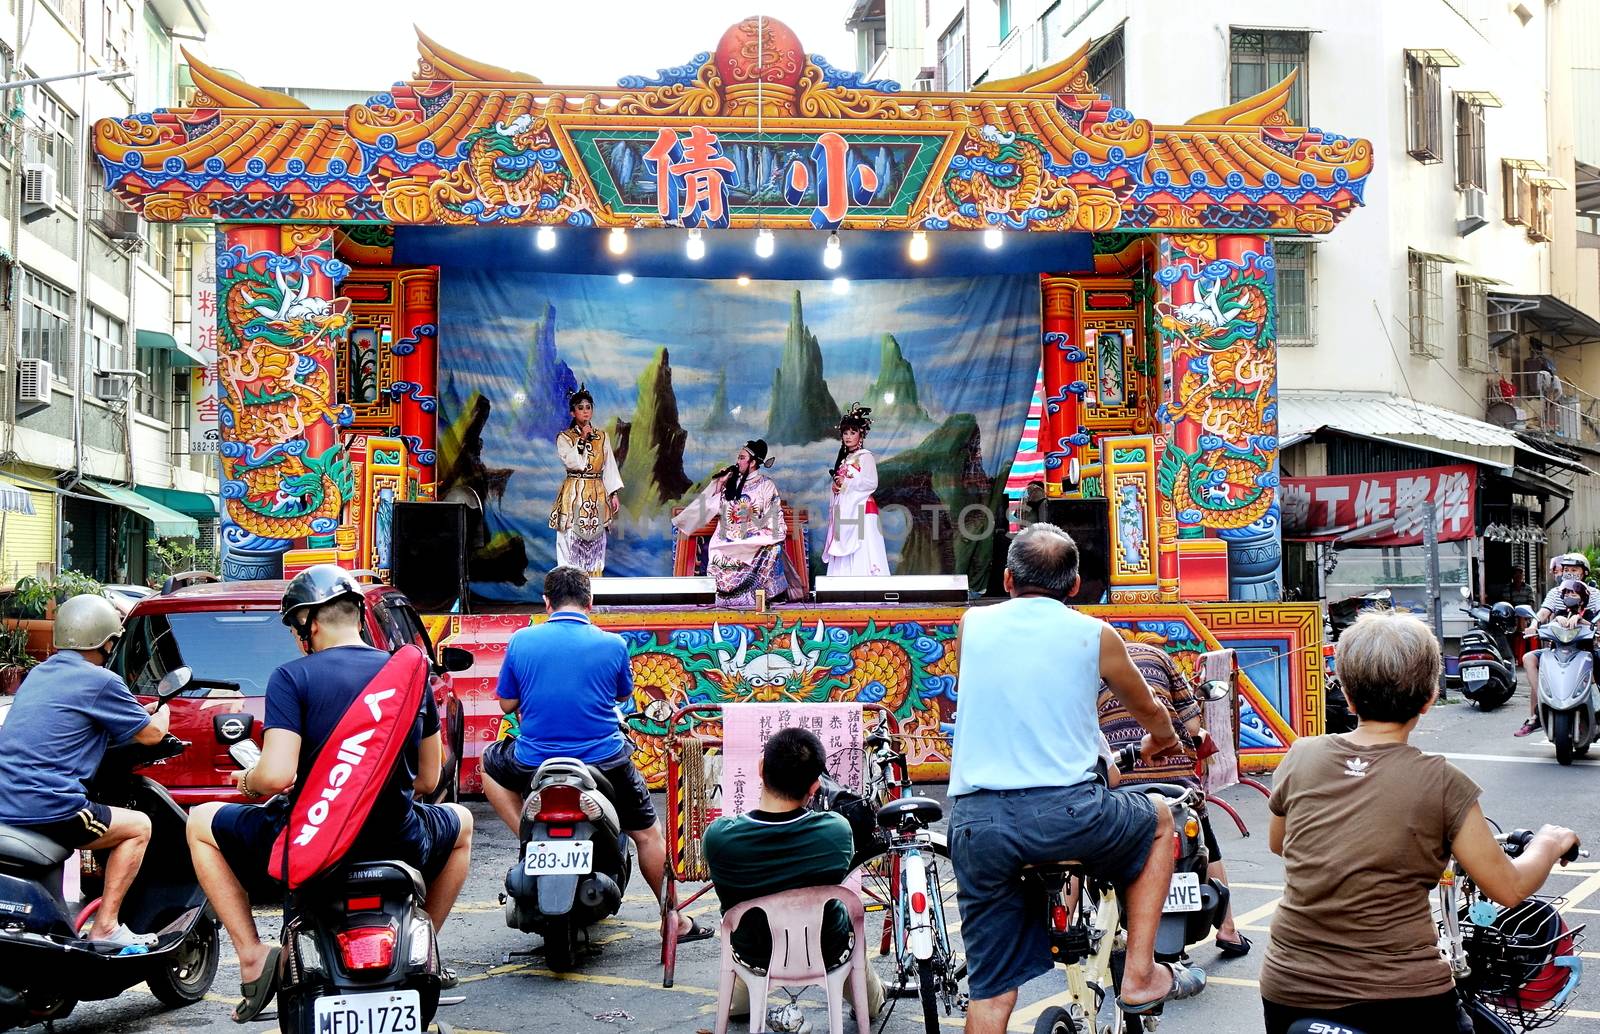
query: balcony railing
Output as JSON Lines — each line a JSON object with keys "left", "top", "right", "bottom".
{"left": 1493, "top": 370, "right": 1600, "bottom": 444}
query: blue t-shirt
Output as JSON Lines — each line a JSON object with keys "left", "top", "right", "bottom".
{"left": 264, "top": 645, "right": 439, "bottom": 833}
{"left": 497, "top": 612, "right": 632, "bottom": 768}
{"left": 0, "top": 651, "right": 151, "bottom": 824}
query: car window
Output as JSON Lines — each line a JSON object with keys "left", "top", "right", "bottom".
{"left": 370, "top": 595, "right": 407, "bottom": 652}
{"left": 386, "top": 596, "right": 433, "bottom": 655}
{"left": 109, "top": 610, "right": 301, "bottom": 697}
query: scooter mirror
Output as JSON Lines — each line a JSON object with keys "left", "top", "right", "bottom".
{"left": 155, "top": 666, "right": 192, "bottom": 703}
{"left": 1460, "top": 586, "right": 1472, "bottom": 600}
{"left": 1199, "top": 679, "right": 1231, "bottom": 702}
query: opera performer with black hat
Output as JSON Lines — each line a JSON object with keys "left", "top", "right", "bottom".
{"left": 672, "top": 439, "right": 789, "bottom": 607}
{"left": 549, "top": 385, "right": 623, "bottom": 575}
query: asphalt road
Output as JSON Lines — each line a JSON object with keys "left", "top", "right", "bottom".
{"left": 52, "top": 682, "right": 1600, "bottom": 1034}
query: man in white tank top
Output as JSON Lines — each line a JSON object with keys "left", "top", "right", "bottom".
{"left": 949, "top": 524, "right": 1202, "bottom": 1032}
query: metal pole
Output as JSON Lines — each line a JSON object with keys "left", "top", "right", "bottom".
{"left": 1424, "top": 499, "right": 1447, "bottom": 700}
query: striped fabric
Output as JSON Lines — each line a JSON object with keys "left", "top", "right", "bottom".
{"left": 1004, "top": 367, "right": 1046, "bottom": 533}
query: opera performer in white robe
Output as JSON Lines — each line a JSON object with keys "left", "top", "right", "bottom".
{"left": 671, "top": 439, "right": 789, "bottom": 608}
{"left": 824, "top": 406, "right": 890, "bottom": 577}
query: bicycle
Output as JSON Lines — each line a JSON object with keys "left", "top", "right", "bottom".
{"left": 817, "top": 728, "right": 964, "bottom": 1034}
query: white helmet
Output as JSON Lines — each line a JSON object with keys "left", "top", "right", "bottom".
{"left": 52, "top": 594, "right": 123, "bottom": 651}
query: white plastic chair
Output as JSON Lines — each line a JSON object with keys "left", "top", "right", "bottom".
{"left": 713, "top": 885, "right": 872, "bottom": 1034}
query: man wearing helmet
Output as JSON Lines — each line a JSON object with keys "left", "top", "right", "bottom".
{"left": 1517, "top": 553, "right": 1600, "bottom": 737}
{"left": 0, "top": 594, "right": 170, "bottom": 945}
{"left": 185, "top": 566, "right": 474, "bottom": 1022}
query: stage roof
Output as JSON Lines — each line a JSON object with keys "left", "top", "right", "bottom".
{"left": 92, "top": 18, "right": 1372, "bottom": 236}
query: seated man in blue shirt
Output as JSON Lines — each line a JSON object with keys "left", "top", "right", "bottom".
{"left": 482, "top": 565, "right": 710, "bottom": 942}
{"left": 0, "top": 594, "right": 170, "bottom": 946}
{"left": 703, "top": 727, "right": 885, "bottom": 1026}
{"left": 186, "top": 566, "right": 475, "bottom": 1022}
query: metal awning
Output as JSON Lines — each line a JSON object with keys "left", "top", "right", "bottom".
{"left": 132, "top": 485, "right": 216, "bottom": 520}
{"left": 1455, "top": 89, "right": 1503, "bottom": 108}
{"left": 1488, "top": 291, "right": 1600, "bottom": 347}
{"left": 0, "top": 481, "right": 35, "bottom": 516}
{"left": 81, "top": 480, "right": 199, "bottom": 538}
{"left": 1279, "top": 390, "right": 1594, "bottom": 478}
{"left": 136, "top": 329, "right": 209, "bottom": 369}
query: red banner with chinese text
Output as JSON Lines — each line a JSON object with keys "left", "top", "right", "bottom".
{"left": 1281, "top": 465, "right": 1477, "bottom": 547}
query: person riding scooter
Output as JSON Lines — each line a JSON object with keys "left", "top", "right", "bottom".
{"left": 1517, "top": 554, "right": 1600, "bottom": 737}
{"left": 185, "top": 565, "right": 474, "bottom": 1022}
{"left": 0, "top": 594, "right": 170, "bottom": 946}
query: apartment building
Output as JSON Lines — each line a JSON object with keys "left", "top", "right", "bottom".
{"left": 848, "top": 0, "right": 1600, "bottom": 607}
{"left": 0, "top": 0, "right": 215, "bottom": 587}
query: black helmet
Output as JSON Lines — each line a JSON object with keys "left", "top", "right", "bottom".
{"left": 280, "top": 565, "right": 365, "bottom": 631}
{"left": 1490, "top": 601, "right": 1516, "bottom": 629}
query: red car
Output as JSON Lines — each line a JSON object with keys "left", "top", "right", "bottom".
{"left": 105, "top": 572, "right": 469, "bottom": 807}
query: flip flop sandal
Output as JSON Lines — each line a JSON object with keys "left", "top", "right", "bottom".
{"left": 1216, "top": 933, "right": 1252, "bottom": 958}
{"left": 1118, "top": 961, "right": 1207, "bottom": 1015}
{"left": 440, "top": 966, "right": 459, "bottom": 990}
{"left": 232, "top": 945, "right": 282, "bottom": 1024}
{"left": 677, "top": 916, "right": 715, "bottom": 944}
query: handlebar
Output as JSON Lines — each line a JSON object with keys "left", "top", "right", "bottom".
{"left": 1503, "top": 828, "right": 1587, "bottom": 864}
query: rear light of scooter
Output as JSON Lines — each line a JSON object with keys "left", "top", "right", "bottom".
{"left": 1050, "top": 903, "right": 1069, "bottom": 933}
{"left": 1183, "top": 817, "right": 1200, "bottom": 839}
{"left": 531, "top": 784, "right": 603, "bottom": 822}
{"left": 546, "top": 826, "right": 574, "bottom": 838}
{"left": 335, "top": 925, "right": 397, "bottom": 970}
{"left": 1173, "top": 832, "right": 1183, "bottom": 860}
{"left": 345, "top": 897, "right": 382, "bottom": 912}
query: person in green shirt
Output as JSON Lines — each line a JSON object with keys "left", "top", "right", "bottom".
{"left": 703, "top": 726, "right": 885, "bottom": 1026}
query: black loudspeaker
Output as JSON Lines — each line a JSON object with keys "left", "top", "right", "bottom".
{"left": 1037, "top": 499, "right": 1111, "bottom": 605}
{"left": 391, "top": 502, "right": 467, "bottom": 613}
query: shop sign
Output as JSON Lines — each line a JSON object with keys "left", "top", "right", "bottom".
{"left": 1281, "top": 464, "right": 1476, "bottom": 547}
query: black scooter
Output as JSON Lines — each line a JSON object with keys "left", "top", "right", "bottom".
{"left": 0, "top": 668, "right": 220, "bottom": 1031}
{"left": 501, "top": 756, "right": 633, "bottom": 971}
{"left": 1456, "top": 589, "right": 1534, "bottom": 711}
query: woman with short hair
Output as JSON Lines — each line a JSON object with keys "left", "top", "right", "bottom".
{"left": 1260, "top": 609, "right": 1580, "bottom": 1034}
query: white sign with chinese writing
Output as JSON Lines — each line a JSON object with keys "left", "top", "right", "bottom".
{"left": 719, "top": 703, "right": 865, "bottom": 818}
{"left": 188, "top": 238, "right": 220, "bottom": 455}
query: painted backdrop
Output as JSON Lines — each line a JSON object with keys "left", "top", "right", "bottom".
{"left": 436, "top": 274, "right": 1040, "bottom": 601}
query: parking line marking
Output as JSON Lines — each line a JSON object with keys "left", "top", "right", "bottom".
{"left": 1439, "top": 751, "right": 1600, "bottom": 767}
{"left": 1559, "top": 872, "right": 1600, "bottom": 914}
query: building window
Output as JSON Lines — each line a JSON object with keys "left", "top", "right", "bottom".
{"left": 142, "top": 219, "right": 172, "bottom": 278}
{"left": 20, "top": 271, "right": 73, "bottom": 381}
{"left": 1457, "top": 275, "right": 1490, "bottom": 371}
{"left": 1527, "top": 180, "right": 1555, "bottom": 242}
{"left": 1038, "top": 2, "right": 1060, "bottom": 65}
{"left": 23, "top": 80, "right": 78, "bottom": 198}
{"left": 938, "top": 15, "right": 966, "bottom": 91}
{"left": 137, "top": 5, "right": 173, "bottom": 111}
{"left": 1276, "top": 241, "right": 1316, "bottom": 346}
{"left": 100, "top": 0, "right": 135, "bottom": 68}
{"left": 85, "top": 307, "right": 125, "bottom": 377}
{"left": 1229, "top": 29, "right": 1308, "bottom": 123}
{"left": 1087, "top": 27, "right": 1125, "bottom": 108}
{"left": 42, "top": 0, "right": 82, "bottom": 36}
{"left": 1454, "top": 95, "right": 1487, "bottom": 190}
{"left": 998, "top": 0, "right": 1011, "bottom": 39}
{"left": 135, "top": 344, "right": 173, "bottom": 421}
{"left": 1502, "top": 160, "right": 1535, "bottom": 225}
{"left": 1405, "top": 53, "right": 1444, "bottom": 163}
{"left": 1407, "top": 250, "right": 1446, "bottom": 358}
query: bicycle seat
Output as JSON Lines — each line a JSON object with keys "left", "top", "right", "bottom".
{"left": 876, "top": 795, "right": 943, "bottom": 829}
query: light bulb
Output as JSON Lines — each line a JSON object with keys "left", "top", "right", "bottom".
{"left": 616, "top": 272, "right": 634, "bottom": 284}
{"left": 755, "top": 228, "right": 775, "bottom": 258}
{"left": 908, "top": 231, "right": 929, "bottom": 262}
{"left": 535, "top": 225, "right": 556, "bottom": 251}
{"left": 736, "top": 275, "right": 751, "bottom": 286}
{"left": 983, "top": 227, "right": 1003, "bottom": 250}
{"left": 609, "top": 227, "right": 628, "bottom": 255}
{"left": 832, "top": 276, "right": 850, "bottom": 294}
{"left": 686, "top": 228, "right": 705, "bottom": 261}
{"left": 823, "top": 231, "right": 842, "bottom": 270}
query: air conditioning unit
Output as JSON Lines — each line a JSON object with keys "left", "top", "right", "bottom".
{"left": 21, "top": 163, "right": 56, "bottom": 212}
{"left": 92, "top": 372, "right": 130, "bottom": 401}
{"left": 17, "top": 357, "right": 50, "bottom": 405}
{"left": 1489, "top": 310, "right": 1516, "bottom": 336}
{"left": 96, "top": 206, "right": 140, "bottom": 241}
{"left": 1457, "top": 186, "right": 1488, "bottom": 236}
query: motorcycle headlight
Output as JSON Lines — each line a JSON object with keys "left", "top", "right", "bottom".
{"left": 407, "top": 916, "right": 433, "bottom": 968}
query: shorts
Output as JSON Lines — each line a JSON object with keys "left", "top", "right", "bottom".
{"left": 480, "top": 738, "right": 656, "bottom": 832}
{"left": 16, "top": 802, "right": 114, "bottom": 850}
{"left": 210, "top": 798, "right": 461, "bottom": 903}
{"left": 950, "top": 782, "right": 1158, "bottom": 1001}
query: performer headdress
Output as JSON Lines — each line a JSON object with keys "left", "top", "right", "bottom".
{"left": 566, "top": 383, "right": 593, "bottom": 410}
{"left": 723, "top": 439, "right": 774, "bottom": 501}
{"left": 839, "top": 405, "right": 873, "bottom": 436}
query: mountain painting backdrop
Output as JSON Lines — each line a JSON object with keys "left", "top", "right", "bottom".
{"left": 437, "top": 273, "right": 1041, "bottom": 602}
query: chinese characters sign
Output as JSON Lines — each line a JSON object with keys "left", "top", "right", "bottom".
{"left": 1280, "top": 465, "right": 1477, "bottom": 547}
{"left": 188, "top": 240, "right": 221, "bottom": 455}
{"left": 720, "top": 703, "right": 864, "bottom": 817}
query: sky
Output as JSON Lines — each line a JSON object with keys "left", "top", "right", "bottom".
{"left": 203, "top": 1, "right": 860, "bottom": 93}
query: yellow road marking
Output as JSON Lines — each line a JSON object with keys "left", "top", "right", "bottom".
{"left": 1559, "top": 871, "right": 1600, "bottom": 914}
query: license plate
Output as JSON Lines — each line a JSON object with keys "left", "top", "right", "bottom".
{"left": 523, "top": 840, "right": 593, "bottom": 876}
{"left": 1164, "top": 871, "right": 1202, "bottom": 913}
{"left": 312, "top": 989, "right": 421, "bottom": 1034}
{"left": 1462, "top": 665, "right": 1489, "bottom": 682}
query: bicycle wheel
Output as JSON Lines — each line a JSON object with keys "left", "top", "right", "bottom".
{"left": 917, "top": 957, "right": 941, "bottom": 1034}
{"left": 852, "top": 836, "right": 966, "bottom": 996}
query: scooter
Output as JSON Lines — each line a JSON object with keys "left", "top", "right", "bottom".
{"left": 501, "top": 756, "right": 634, "bottom": 971}
{"left": 1456, "top": 588, "right": 1534, "bottom": 711}
{"left": 0, "top": 668, "right": 221, "bottom": 1031}
{"left": 1322, "top": 591, "right": 1392, "bottom": 734}
{"left": 1535, "top": 618, "right": 1600, "bottom": 765}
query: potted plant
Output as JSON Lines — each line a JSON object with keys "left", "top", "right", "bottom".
{"left": 0, "top": 623, "right": 34, "bottom": 693}
{"left": 1, "top": 570, "right": 105, "bottom": 662}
